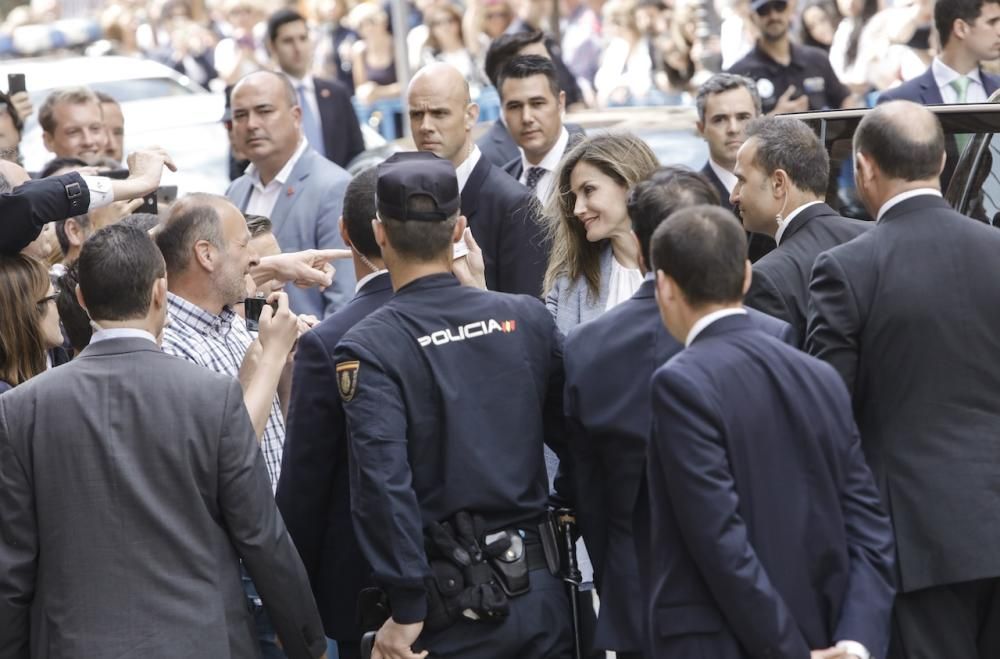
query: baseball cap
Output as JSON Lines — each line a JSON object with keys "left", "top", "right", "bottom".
{"left": 376, "top": 152, "right": 460, "bottom": 222}
{"left": 751, "top": 0, "right": 788, "bottom": 14}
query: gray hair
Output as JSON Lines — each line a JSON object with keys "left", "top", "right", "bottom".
{"left": 155, "top": 194, "right": 227, "bottom": 275}
{"left": 695, "top": 73, "right": 762, "bottom": 123}
{"left": 744, "top": 117, "right": 830, "bottom": 197}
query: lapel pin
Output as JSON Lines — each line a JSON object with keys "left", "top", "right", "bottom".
{"left": 320, "top": 88, "right": 331, "bottom": 98}
{"left": 287, "top": 186, "right": 294, "bottom": 197}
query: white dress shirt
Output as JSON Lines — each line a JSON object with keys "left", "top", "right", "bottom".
{"left": 89, "top": 327, "right": 158, "bottom": 345}
{"left": 455, "top": 145, "right": 482, "bottom": 193}
{"left": 932, "top": 57, "right": 987, "bottom": 104}
{"left": 685, "top": 307, "right": 747, "bottom": 347}
{"left": 519, "top": 127, "right": 569, "bottom": 204}
{"left": 775, "top": 200, "right": 823, "bottom": 245}
{"left": 80, "top": 175, "right": 115, "bottom": 210}
{"left": 708, "top": 158, "right": 738, "bottom": 197}
{"left": 355, "top": 269, "right": 389, "bottom": 293}
{"left": 245, "top": 138, "right": 310, "bottom": 217}
{"left": 876, "top": 188, "right": 942, "bottom": 223}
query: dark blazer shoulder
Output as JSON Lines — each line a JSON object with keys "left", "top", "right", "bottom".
{"left": 877, "top": 67, "right": 941, "bottom": 105}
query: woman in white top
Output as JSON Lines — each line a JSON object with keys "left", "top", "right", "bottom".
{"left": 419, "top": 3, "right": 490, "bottom": 93}
{"left": 594, "top": 0, "right": 656, "bottom": 107}
{"left": 829, "top": 0, "right": 880, "bottom": 91}
{"left": 543, "top": 133, "right": 660, "bottom": 335}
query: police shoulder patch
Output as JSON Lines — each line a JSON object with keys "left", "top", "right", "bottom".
{"left": 336, "top": 361, "right": 360, "bottom": 401}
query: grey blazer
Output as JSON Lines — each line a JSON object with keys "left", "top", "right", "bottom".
{"left": 0, "top": 338, "right": 326, "bottom": 659}
{"left": 227, "top": 146, "right": 353, "bottom": 318}
{"left": 545, "top": 243, "right": 614, "bottom": 335}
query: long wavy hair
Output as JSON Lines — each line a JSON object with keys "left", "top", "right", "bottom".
{"left": 542, "top": 132, "right": 660, "bottom": 298}
{"left": 0, "top": 254, "right": 51, "bottom": 387}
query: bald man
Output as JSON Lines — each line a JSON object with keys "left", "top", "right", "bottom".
{"left": 807, "top": 100, "right": 1000, "bottom": 658}
{"left": 226, "top": 70, "right": 353, "bottom": 318}
{"left": 407, "top": 62, "right": 548, "bottom": 297}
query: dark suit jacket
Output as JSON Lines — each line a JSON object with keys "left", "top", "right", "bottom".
{"left": 0, "top": 337, "right": 326, "bottom": 659}
{"left": 700, "top": 162, "right": 776, "bottom": 263}
{"left": 276, "top": 272, "right": 393, "bottom": 642}
{"left": 807, "top": 194, "right": 1000, "bottom": 593}
{"left": 565, "top": 282, "right": 795, "bottom": 653}
{"left": 0, "top": 172, "right": 89, "bottom": 255}
{"left": 501, "top": 124, "right": 586, "bottom": 181}
{"left": 477, "top": 119, "right": 520, "bottom": 168}
{"left": 637, "top": 314, "right": 895, "bottom": 659}
{"left": 315, "top": 77, "right": 366, "bottom": 168}
{"left": 745, "top": 203, "right": 869, "bottom": 346}
{"left": 463, "top": 156, "right": 548, "bottom": 296}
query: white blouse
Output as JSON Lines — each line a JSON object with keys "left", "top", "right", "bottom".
{"left": 605, "top": 257, "right": 643, "bottom": 311}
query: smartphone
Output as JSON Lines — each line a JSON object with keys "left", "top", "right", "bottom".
{"left": 244, "top": 295, "right": 278, "bottom": 332}
{"left": 452, "top": 238, "right": 469, "bottom": 260}
{"left": 360, "top": 632, "right": 376, "bottom": 659}
{"left": 7, "top": 73, "right": 25, "bottom": 96}
{"left": 156, "top": 185, "right": 178, "bottom": 207}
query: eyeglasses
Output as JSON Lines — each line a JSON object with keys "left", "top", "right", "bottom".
{"left": 430, "top": 17, "right": 458, "bottom": 27}
{"left": 37, "top": 290, "right": 59, "bottom": 306}
{"left": 755, "top": 0, "right": 788, "bottom": 16}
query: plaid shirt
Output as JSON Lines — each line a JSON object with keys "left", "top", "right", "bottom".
{"left": 161, "top": 293, "right": 284, "bottom": 489}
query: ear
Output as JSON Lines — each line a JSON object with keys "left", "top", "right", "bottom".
{"left": 339, "top": 216, "right": 354, "bottom": 248}
{"left": 772, "top": 168, "right": 791, "bottom": 199}
{"left": 937, "top": 149, "right": 947, "bottom": 177}
{"left": 193, "top": 239, "right": 216, "bottom": 272}
{"left": 465, "top": 102, "right": 480, "bottom": 130}
{"left": 452, "top": 215, "right": 468, "bottom": 243}
{"left": 854, "top": 151, "right": 874, "bottom": 185}
{"left": 75, "top": 282, "right": 88, "bottom": 314}
{"left": 42, "top": 130, "right": 54, "bottom": 153}
{"left": 291, "top": 104, "right": 302, "bottom": 127}
{"left": 372, "top": 218, "right": 388, "bottom": 248}
{"left": 557, "top": 90, "right": 566, "bottom": 115}
{"left": 742, "top": 259, "right": 752, "bottom": 296}
{"left": 65, "top": 219, "right": 87, "bottom": 248}
{"left": 696, "top": 120, "right": 705, "bottom": 137}
{"left": 655, "top": 269, "right": 673, "bottom": 302}
{"left": 152, "top": 276, "right": 168, "bottom": 309}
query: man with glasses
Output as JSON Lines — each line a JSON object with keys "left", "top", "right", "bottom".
{"left": 728, "top": 0, "right": 857, "bottom": 114}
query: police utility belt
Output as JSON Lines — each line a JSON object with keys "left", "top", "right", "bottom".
{"left": 422, "top": 510, "right": 560, "bottom": 632}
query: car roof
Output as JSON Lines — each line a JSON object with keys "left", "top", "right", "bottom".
{"left": 784, "top": 103, "right": 1000, "bottom": 145}
{"left": 0, "top": 55, "right": 206, "bottom": 94}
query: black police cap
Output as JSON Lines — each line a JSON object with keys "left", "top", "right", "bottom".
{"left": 376, "top": 152, "right": 460, "bottom": 222}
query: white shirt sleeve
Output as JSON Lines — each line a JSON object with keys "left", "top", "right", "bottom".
{"left": 836, "top": 640, "right": 871, "bottom": 659}
{"left": 79, "top": 175, "right": 115, "bottom": 211}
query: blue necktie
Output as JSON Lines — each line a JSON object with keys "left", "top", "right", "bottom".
{"left": 297, "top": 84, "right": 326, "bottom": 157}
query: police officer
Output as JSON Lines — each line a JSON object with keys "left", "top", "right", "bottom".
{"left": 334, "top": 152, "right": 572, "bottom": 659}
{"left": 727, "top": 0, "right": 858, "bottom": 114}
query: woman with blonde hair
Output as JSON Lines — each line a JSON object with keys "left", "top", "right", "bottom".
{"left": 543, "top": 132, "right": 660, "bottom": 334}
{"left": 0, "top": 254, "right": 66, "bottom": 393}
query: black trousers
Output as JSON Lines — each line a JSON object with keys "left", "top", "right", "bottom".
{"left": 889, "top": 577, "right": 1000, "bottom": 659}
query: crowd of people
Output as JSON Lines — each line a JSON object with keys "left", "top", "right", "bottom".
{"left": 1, "top": 0, "right": 1000, "bottom": 659}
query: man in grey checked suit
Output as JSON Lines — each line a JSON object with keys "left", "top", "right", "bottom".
{"left": 227, "top": 70, "right": 352, "bottom": 318}
{"left": 0, "top": 224, "right": 326, "bottom": 659}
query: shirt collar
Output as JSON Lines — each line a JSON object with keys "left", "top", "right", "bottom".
{"left": 932, "top": 57, "right": 983, "bottom": 88}
{"left": 246, "top": 138, "right": 309, "bottom": 189}
{"left": 775, "top": 200, "right": 823, "bottom": 245}
{"left": 355, "top": 269, "right": 389, "bottom": 292}
{"left": 708, "top": 158, "right": 738, "bottom": 195}
{"left": 455, "top": 145, "right": 482, "bottom": 193}
{"left": 876, "top": 188, "right": 942, "bottom": 222}
{"left": 167, "top": 292, "right": 237, "bottom": 337}
{"left": 285, "top": 72, "right": 315, "bottom": 90}
{"left": 89, "top": 327, "right": 158, "bottom": 345}
{"left": 685, "top": 307, "right": 747, "bottom": 347}
{"left": 519, "top": 126, "right": 569, "bottom": 172}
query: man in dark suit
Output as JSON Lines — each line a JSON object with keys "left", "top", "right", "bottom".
{"left": 808, "top": 100, "right": 1000, "bottom": 659}
{"left": 409, "top": 62, "right": 547, "bottom": 297}
{"left": 267, "top": 8, "right": 365, "bottom": 169}
{"left": 497, "top": 55, "right": 584, "bottom": 203}
{"left": 638, "top": 203, "right": 895, "bottom": 659}
{"left": 0, "top": 148, "right": 172, "bottom": 255}
{"left": 0, "top": 224, "right": 327, "bottom": 659}
{"left": 479, "top": 30, "right": 585, "bottom": 167}
{"left": 276, "top": 167, "right": 390, "bottom": 659}
{"left": 695, "top": 73, "right": 775, "bottom": 263}
{"left": 565, "top": 166, "right": 794, "bottom": 658}
{"left": 733, "top": 116, "right": 869, "bottom": 345}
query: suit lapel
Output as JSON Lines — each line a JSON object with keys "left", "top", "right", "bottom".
{"left": 983, "top": 70, "right": 1000, "bottom": 97}
{"left": 919, "top": 68, "right": 945, "bottom": 105}
{"left": 461, "top": 157, "right": 490, "bottom": 223}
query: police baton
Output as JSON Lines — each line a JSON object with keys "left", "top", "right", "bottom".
{"left": 556, "top": 508, "right": 583, "bottom": 659}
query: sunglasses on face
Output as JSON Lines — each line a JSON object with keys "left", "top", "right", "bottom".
{"left": 755, "top": 0, "right": 788, "bottom": 16}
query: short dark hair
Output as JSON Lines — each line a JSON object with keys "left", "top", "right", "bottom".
{"left": 854, "top": 102, "right": 945, "bottom": 182}
{"left": 484, "top": 30, "right": 547, "bottom": 88}
{"left": 651, "top": 205, "right": 747, "bottom": 307}
{"left": 628, "top": 166, "right": 721, "bottom": 267}
{"left": 745, "top": 117, "right": 829, "bottom": 197}
{"left": 0, "top": 91, "right": 24, "bottom": 132}
{"left": 343, "top": 167, "right": 380, "bottom": 259}
{"left": 497, "top": 55, "right": 560, "bottom": 100}
{"left": 244, "top": 213, "right": 273, "bottom": 238}
{"left": 119, "top": 212, "right": 161, "bottom": 234}
{"left": 155, "top": 195, "right": 226, "bottom": 276}
{"left": 267, "top": 7, "right": 306, "bottom": 43}
{"left": 78, "top": 224, "right": 166, "bottom": 321}
{"left": 56, "top": 262, "right": 93, "bottom": 353}
{"left": 39, "top": 156, "right": 89, "bottom": 179}
{"left": 936, "top": 0, "right": 1000, "bottom": 48}
{"left": 695, "top": 73, "right": 762, "bottom": 123}
{"left": 55, "top": 214, "right": 92, "bottom": 256}
{"left": 379, "top": 195, "right": 458, "bottom": 261}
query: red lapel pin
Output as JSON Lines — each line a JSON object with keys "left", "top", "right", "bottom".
{"left": 320, "top": 88, "right": 331, "bottom": 98}
{"left": 287, "top": 186, "right": 294, "bottom": 197}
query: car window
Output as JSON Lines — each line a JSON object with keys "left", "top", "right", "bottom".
{"left": 960, "top": 136, "right": 1000, "bottom": 226}
{"left": 29, "top": 77, "right": 196, "bottom": 106}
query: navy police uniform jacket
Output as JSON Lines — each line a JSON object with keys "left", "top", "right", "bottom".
{"left": 565, "top": 279, "right": 795, "bottom": 653}
{"left": 333, "top": 273, "right": 566, "bottom": 624}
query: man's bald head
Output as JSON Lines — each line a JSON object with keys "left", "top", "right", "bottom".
{"left": 407, "top": 63, "right": 479, "bottom": 165}
{"left": 855, "top": 101, "right": 945, "bottom": 182}
{"left": 0, "top": 160, "right": 30, "bottom": 193}
{"left": 232, "top": 70, "right": 298, "bottom": 108}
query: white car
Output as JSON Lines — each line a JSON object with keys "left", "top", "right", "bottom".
{"left": 0, "top": 55, "right": 230, "bottom": 195}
